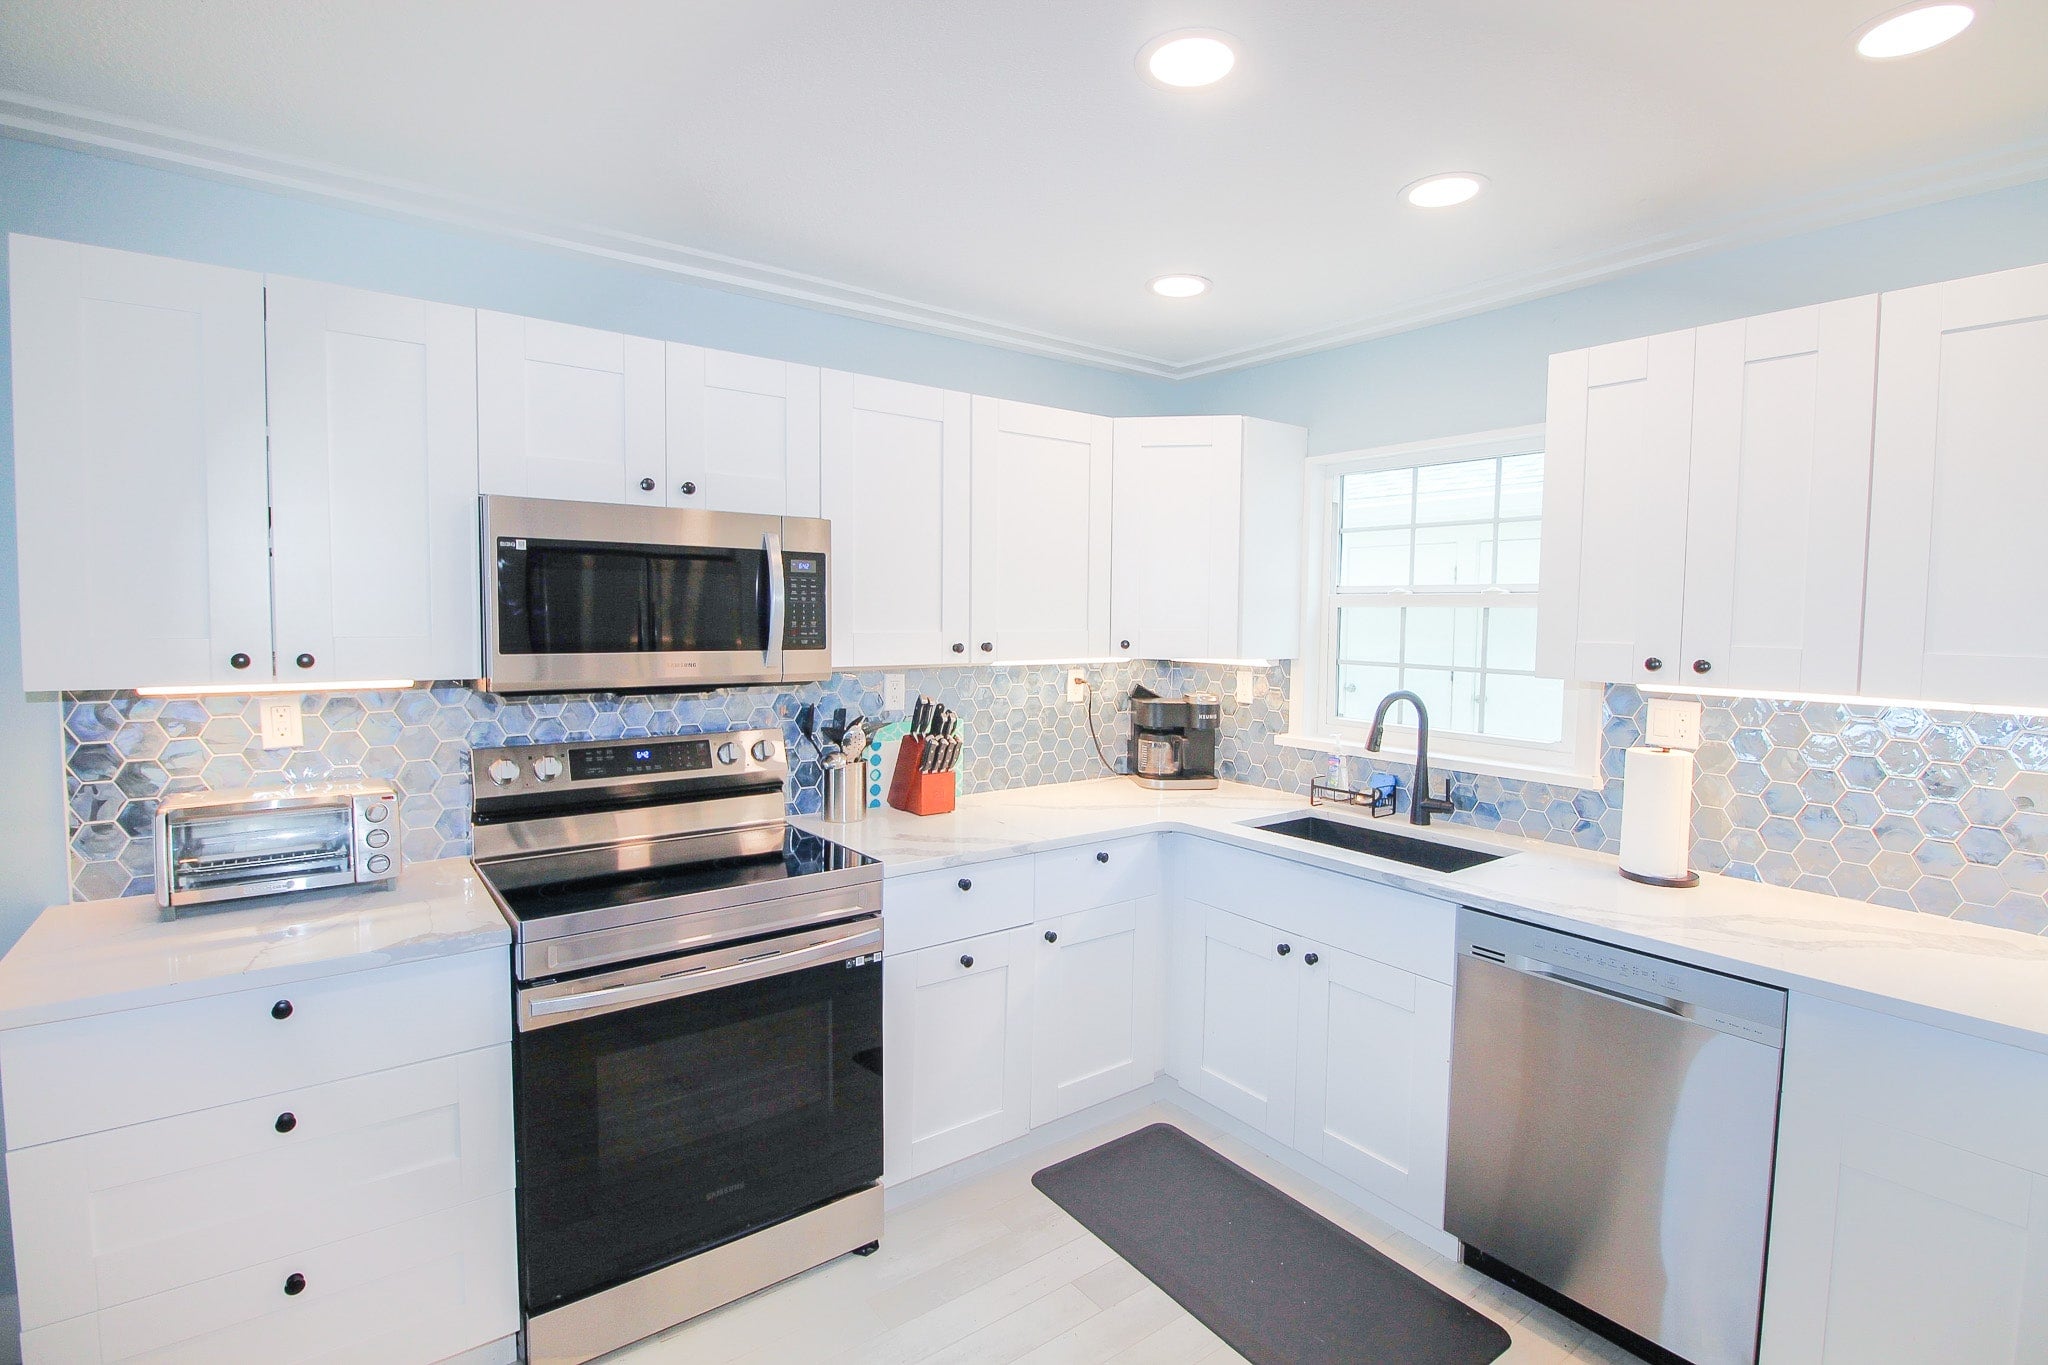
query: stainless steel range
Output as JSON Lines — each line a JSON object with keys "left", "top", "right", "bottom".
{"left": 470, "top": 729, "right": 883, "bottom": 1365}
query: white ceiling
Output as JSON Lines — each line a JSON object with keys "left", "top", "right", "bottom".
{"left": 4, "top": 1, "right": 2046, "bottom": 377}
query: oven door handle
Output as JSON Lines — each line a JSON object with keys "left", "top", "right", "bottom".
{"left": 519, "top": 922, "right": 880, "bottom": 1030}
{"left": 763, "top": 528, "right": 786, "bottom": 676}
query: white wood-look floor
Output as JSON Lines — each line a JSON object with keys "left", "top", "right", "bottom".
{"left": 609, "top": 1102, "right": 1649, "bottom": 1365}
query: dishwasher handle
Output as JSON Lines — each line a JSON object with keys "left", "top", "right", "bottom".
{"left": 1520, "top": 960, "right": 1688, "bottom": 1019}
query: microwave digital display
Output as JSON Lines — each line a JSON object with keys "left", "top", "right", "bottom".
{"left": 569, "top": 739, "right": 714, "bottom": 781}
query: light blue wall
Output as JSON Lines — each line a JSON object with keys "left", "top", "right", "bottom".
{"left": 1182, "top": 178, "right": 2048, "bottom": 453}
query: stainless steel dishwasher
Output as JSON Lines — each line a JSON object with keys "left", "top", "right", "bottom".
{"left": 1445, "top": 908, "right": 1785, "bottom": 1365}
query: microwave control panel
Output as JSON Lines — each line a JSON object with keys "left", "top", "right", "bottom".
{"left": 783, "top": 551, "right": 827, "bottom": 650}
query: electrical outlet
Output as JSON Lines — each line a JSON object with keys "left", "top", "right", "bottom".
{"left": 1235, "top": 670, "right": 1256, "bottom": 704}
{"left": 1645, "top": 697, "right": 1702, "bottom": 750}
{"left": 1067, "top": 668, "right": 1088, "bottom": 705}
{"left": 260, "top": 697, "right": 304, "bottom": 750}
{"left": 883, "top": 673, "right": 905, "bottom": 714}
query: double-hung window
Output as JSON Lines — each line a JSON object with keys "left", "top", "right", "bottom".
{"left": 1289, "top": 426, "right": 1599, "bottom": 787}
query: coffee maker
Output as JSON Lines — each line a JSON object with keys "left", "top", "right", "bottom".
{"left": 1126, "top": 684, "right": 1220, "bottom": 790}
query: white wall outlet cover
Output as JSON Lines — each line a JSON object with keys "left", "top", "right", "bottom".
{"left": 1067, "top": 668, "right": 1088, "bottom": 705}
{"left": 883, "top": 672, "right": 906, "bottom": 713}
{"left": 1644, "top": 697, "right": 1703, "bottom": 750}
{"left": 1235, "top": 670, "right": 1256, "bottom": 704}
{"left": 260, "top": 698, "right": 304, "bottom": 750}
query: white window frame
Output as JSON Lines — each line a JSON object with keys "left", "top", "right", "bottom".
{"left": 1281, "top": 425, "right": 1603, "bottom": 790}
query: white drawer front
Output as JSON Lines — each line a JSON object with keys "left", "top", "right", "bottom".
{"left": 1035, "top": 835, "right": 1161, "bottom": 917}
{"left": 20, "top": 1191, "right": 518, "bottom": 1365}
{"left": 883, "top": 856, "right": 1035, "bottom": 955}
{"left": 10, "top": 1045, "right": 513, "bottom": 1330}
{"left": 1, "top": 948, "right": 508, "bottom": 1148}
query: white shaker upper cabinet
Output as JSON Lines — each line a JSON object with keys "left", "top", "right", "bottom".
{"left": 1681, "top": 298, "right": 1879, "bottom": 697}
{"left": 969, "top": 397, "right": 1112, "bottom": 662}
{"left": 819, "top": 371, "right": 971, "bottom": 669}
{"left": 476, "top": 311, "right": 665, "bottom": 506}
{"left": 1110, "top": 416, "right": 1305, "bottom": 662}
{"left": 9, "top": 235, "right": 271, "bottom": 691}
{"left": 665, "top": 344, "right": 821, "bottom": 516}
{"left": 1862, "top": 263, "right": 2048, "bottom": 707}
{"left": 266, "top": 278, "right": 481, "bottom": 685}
{"left": 1535, "top": 330, "right": 1696, "bottom": 685}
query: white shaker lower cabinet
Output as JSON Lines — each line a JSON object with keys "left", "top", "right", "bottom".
{"left": 1, "top": 948, "right": 518, "bottom": 1365}
{"left": 1760, "top": 994, "right": 2048, "bottom": 1365}
{"left": 476, "top": 310, "right": 666, "bottom": 506}
{"left": 1167, "top": 902, "right": 1301, "bottom": 1142}
{"left": 883, "top": 927, "right": 1036, "bottom": 1183}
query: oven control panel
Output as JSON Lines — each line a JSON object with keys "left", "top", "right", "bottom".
{"left": 783, "top": 551, "right": 827, "bottom": 651}
{"left": 570, "top": 738, "right": 714, "bottom": 782}
{"left": 471, "top": 728, "right": 787, "bottom": 802}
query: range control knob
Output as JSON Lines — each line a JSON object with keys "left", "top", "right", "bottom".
{"left": 751, "top": 739, "right": 776, "bottom": 762}
{"left": 487, "top": 759, "right": 520, "bottom": 786}
{"left": 530, "top": 756, "right": 564, "bottom": 783}
{"left": 717, "top": 742, "right": 739, "bottom": 765}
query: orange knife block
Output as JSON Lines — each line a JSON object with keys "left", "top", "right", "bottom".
{"left": 887, "top": 735, "right": 957, "bottom": 816}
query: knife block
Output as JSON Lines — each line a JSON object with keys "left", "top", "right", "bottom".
{"left": 887, "top": 736, "right": 957, "bottom": 816}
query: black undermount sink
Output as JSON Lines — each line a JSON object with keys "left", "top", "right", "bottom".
{"left": 1258, "top": 815, "right": 1503, "bottom": 873}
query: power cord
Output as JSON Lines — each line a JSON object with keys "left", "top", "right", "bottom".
{"left": 1080, "top": 668, "right": 1156, "bottom": 786}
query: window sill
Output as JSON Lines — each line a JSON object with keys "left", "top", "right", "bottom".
{"left": 1275, "top": 731, "right": 1602, "bottom": 793}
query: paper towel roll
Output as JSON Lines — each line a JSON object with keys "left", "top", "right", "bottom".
{"left": 1620, "top": 746, "right": 1696, "bottom": 885}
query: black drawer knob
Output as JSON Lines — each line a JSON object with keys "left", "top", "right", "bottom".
{"left": 1119, "top": 639, "right": 1131, "bottom": 650}
{"left": 1095, "top": 851, "right": 1109, "bottom": 863}
{"left": 639, "top": 477, "right": 656, "bottom": 492}
{"left": 1044, "top": 930, "right": 1058, "bottom": 943}
{"left": 284, "top": 1272, "right": 306, "bottom": 1297}
{"left": 679, "top": 481, "right": 697, "bottom": 495}
{"left": 957, "top": 878, "right": 972, "bottom": 891}
{"left": 270, "top": 1000, "right": 293, "bottom": 1020}
{"left": 1304, "top": 952, "right": 1320, "bottom": 966}
{"left": 230, "top": 652, "right": 252, "bottom": 670}
{"left": 275, "top": 1111, "right": 297, "bottom": 1134}
{"left": 1643, "top": 657, "right": 1664, "bottom": 672}
{"left": 1692, "top": 658, "right": 1713, "bottom": 674}
{"left": 1276, "top": 943, "right": 1291, "bottom": 957}
{"left": 959, "top": 954, "right": 974, "bottom": 969}
{"left": 295, "top": 653, "right": 315, "bottom": 669}
{"left": 980, "top": 642, "right": 993, "bottom": 653}
{"left": 952, "top": 643, "right": 965, "bottom": 654}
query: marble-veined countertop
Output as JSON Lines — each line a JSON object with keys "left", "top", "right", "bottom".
{"left": 0, "top": 858, "right": 510, "bottom": 1030}
{"left": 797, "top": 778, "right": 2048, "bottom": 1055}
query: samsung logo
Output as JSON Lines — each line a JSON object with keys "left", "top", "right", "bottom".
{"left": 705, "top": 1182, "right": 746, "bottom": 1202}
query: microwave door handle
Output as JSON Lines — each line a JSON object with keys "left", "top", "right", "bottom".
{"left": 764, "top": 528, "right": 786, "bottom": 675}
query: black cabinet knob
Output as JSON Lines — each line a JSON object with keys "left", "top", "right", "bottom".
{"left": 1096, "top": 851, "right": 1109, "bottom": 863}
{"left": 980, "top": 642, "right": 993, "bottom": 653}
{"left": 679, "top": 481, "right": 697, "bottom": 495}
{"left": 959, "top": 954, "right": 974, "bottom": 969}
{"left": 1643, "top": 657, "right": 1664, "bottom": 672}
{"left": 957, "top": 878, "right": 972, "bottom": 891}
{"left": 1276, "top": 943, "right": 1291, "bottom": 957}
{"left": 1119, "top": 639, "right": 1131, "bottom": 650}
{"left": 639, "top": 477, "right": 656, "bottom": 491}
{"left": 271, "top": 999, "right": 294, "bottom": 1020}
{"left": 230, "top": 652, "right": 252, "bottom": 670}
{"left": 275, "top": 1111, "right": 297, "bottom": 1134}
{"left": 295, "top": 653, "right": 315, "bottom": 669}
{"left": 284, "top": 1272, "right": 306, "bottom": 1297}
{"left": 1304, "top": 952, "right": 1320, "bottom": 966}
{"left": 952, "top": 643, "right": 966, "bottom": 654}
{"left": 1692, "top": 659, "right": 1712, "bottom": 674}
{"left": 1044, "top": 930, "right": 1058, "bottom": 943}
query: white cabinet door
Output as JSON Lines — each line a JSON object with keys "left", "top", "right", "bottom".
{"left": 1760, "top": 994, "right": 2048, "bottom": 1365}
{"left": 1536, "top": 331, "right": 1696, "bottom": 685}
{"left": 1862, "top": 263, "right": 2048, "bottom": 706}
{"left": 969, "top": 397, "right": 1111, "bottom": 662}
{"left": 476, "top": 311, "right": 664, "bottom": 506}
{"left": 266, "top": 277, "right": 480, "bottom": 684}
{"left": 9, "top": 235, "right": 271, "bottom": 691}
{"left": 1681, "top": 299, "right": 1879, "bottom": 697}
{"left": 1167, "top": 901, "right": 1298, "bottom": 1141}
{"left": 665, "top": 344, "right": 820, "bottom": 516}
{"left": 820, "top": 371, "right": 971, "bottom": 668}
{"left": 1293, "top": 944, "right": 1452, "bottom": 1226}
{"left": 1029, "top": 896, "right": 1164, "bottom": 1126}
{"left": 1111, "top": 417, "right": 1244, "bottom": 660}
{"left": 883, "top": 926, "right": 1033, "bottom": 1182}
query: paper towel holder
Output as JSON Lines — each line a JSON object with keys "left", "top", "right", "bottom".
{"left": 1620, "top": 867, "right": 1700, "bottom": 889}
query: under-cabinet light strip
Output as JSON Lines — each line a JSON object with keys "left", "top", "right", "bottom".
{"left": 1647, "top": 684, "right": 2045, "bottom": 720}
{"left": 134, "top": 679, "right": 418, "bottom": 698}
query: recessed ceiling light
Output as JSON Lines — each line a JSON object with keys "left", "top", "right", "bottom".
{"left": 1402, "top": 173, "right": 1488, "bottom": 209}
{"left": 1149, "top": 274, "right": 1211, "bottom": 299}
{"left": 1139, "top": 30, "right": 1237, "bottom": 89}
{"left": 1855, "top": 3, "right": 1975, "bottom": 58}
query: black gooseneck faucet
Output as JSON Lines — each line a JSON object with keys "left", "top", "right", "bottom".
{"left": 1364, "top": 690, "right": 1457, "bottom": 827}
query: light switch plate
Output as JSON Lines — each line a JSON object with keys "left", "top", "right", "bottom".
{"left": 1645, "top": 697, "right": 1702, "bottom": 750}
{"left": 1067, "top": 668, "right": 1088, "bottom": 705}
{"left": 260, "top": 698, "right": 304, "bottom": 750}
{"left": 1236, "top": 670, "right": 1256, "bottom": 704}
{"left": 883, "top": 673, "right": 905, "bottom": 714}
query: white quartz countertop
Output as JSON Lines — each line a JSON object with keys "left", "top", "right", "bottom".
{"left": 0, "top": 858, "right": 510, "bottom": 1030}
{"left": 798, "top": 779, "right": 2048, "bottom": 1055}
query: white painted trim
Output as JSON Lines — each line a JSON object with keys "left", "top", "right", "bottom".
{"left": 5, "top": 90, "right": 2046, "bottom": 380}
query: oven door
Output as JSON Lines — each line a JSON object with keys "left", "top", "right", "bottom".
{"left": 483, "top": 495, "right": 790, "bottom": 692}
{"left": 512, "top": 917, "right": 883, "bottom": 1318}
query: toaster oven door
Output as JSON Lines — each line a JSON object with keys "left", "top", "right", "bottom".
{"left": 160, "top": 801, "right": 360, "bottom": 908}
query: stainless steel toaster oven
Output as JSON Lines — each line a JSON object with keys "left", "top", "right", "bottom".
{"left": 153, "top": 782, "right": 402, "bottom": 912}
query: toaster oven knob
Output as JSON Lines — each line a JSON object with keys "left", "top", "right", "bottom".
{"left": 531, "top": 756, "right": 564, "bottom": 782}
{"left": 365, "top": 827, "right": 390, "bottom": 849}
{"left": 363, "top": 803, "right": 389, "bottom": 824}
{"left": 487, "top": 759, "right": 520, "bottom": 786}
{"left": 751, "top": 739, "right": 776, "bottom": 762}
{"left": 366, "top": 854, "right": 391, "bottom": 875}
{"left": 717, "top": 742, "right": 738, "bottom": 765}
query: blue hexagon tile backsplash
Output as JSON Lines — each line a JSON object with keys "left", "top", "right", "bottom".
{"left": 60, "top": 672, "right": 2048, "bottom": 934}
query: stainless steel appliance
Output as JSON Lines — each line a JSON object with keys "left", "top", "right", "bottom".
{"left": 153, "top": 781, "right": 401, "bottom": 912}
{"left": 1446, "top": 908, "right": 1785, "bottom": 1365}
{"left": 1126, "top": 684, "right": 1219, "bottom": 790}
{"left": 481, "top": 495, "right": 831, "bottom": 694}
{"left": 470, "top": 729, "right": 882, "bottom": 1365}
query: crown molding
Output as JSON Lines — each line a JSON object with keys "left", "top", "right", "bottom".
{"left": 5, "top": 89, "right": 2045, "bottom": 383}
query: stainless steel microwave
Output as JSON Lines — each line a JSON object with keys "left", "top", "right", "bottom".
{"left": 480, "top": 495, "right": 831, "bottom": 694}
